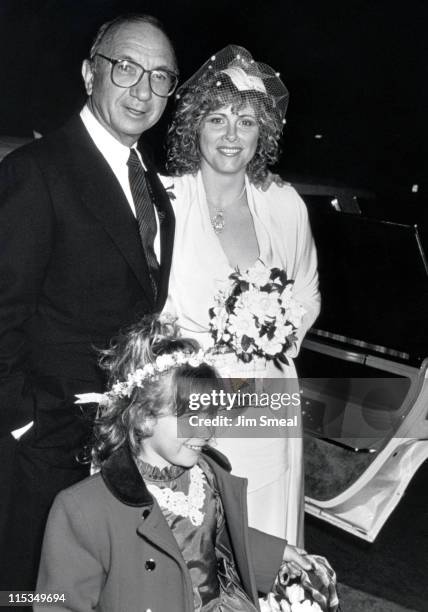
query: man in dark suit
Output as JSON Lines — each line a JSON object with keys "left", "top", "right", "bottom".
{"left": 0, "top": 13, "right": 176, "bottom": 590}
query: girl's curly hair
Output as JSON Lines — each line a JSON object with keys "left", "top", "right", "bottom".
{"left": 166, "top": 72, "right": 282, "bottom": 186}
{"left": 91, "top": 315, "right": 219, "bottom": 467}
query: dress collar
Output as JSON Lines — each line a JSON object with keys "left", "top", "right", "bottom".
{"left": 101, "top": 444, "right": 153, "bottom": 507}
{"left": 136, "top": 459, "right": 187, "bottom": 482}
{"left": 195, "top": 170, "right": 273, "bottom": 270}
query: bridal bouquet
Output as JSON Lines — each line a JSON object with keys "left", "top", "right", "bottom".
{"left": 208, "top": 261, "right": 305, "bottom": 369}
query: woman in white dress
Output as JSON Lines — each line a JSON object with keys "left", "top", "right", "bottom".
{"left": 162, "top": 45, "right": 320, "bottom": 545}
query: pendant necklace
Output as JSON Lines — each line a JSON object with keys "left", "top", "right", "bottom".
{"left": 208, "top": 184, "right": 247, "bottom": 234}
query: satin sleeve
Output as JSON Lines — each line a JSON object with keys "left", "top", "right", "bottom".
{"left": 288, "top": 189, "right": 320, "bottom": 356}
{"left": 267, "top": 185, "right": 320, "bottom": 357}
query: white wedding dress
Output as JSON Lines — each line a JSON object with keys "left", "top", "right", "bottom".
{"left": 161, "top": 171, "right": 320, "bottom": 544}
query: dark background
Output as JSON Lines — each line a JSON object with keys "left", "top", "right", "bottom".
{"left": 1, "top": 0, "right": 427, "bottom": 215}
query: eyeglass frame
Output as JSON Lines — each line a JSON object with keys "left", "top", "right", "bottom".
{"left": 93, "top": 53, "right": 179, "bottom": 98}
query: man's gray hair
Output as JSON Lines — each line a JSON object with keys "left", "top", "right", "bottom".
{"left": 89, "top": 13, "right": 177, "bottom": 70}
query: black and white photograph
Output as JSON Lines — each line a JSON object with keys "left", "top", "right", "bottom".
{"left": 0, "top": 1, "right": 427, "bottom": 610}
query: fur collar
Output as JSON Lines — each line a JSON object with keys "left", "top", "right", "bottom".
{"left": 101, "top": 444, "right": 232, "bottom": 507}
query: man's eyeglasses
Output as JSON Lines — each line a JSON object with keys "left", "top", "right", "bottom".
{"left": 94, "top": 53, "right": 179, "bottom": 98}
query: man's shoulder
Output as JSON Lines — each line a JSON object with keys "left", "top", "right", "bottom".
{"left": 1, "top": 116, "right": 88, "bottom": 168}
{"left": 1, "top": 135, "right": 48, "bottom": 167}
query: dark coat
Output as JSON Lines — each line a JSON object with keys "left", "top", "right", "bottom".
{"left": 0, "top": 116, "right": 175, "bottom": 588}
{"left": 36, "top": 446, "right": 286, "bottom": 612}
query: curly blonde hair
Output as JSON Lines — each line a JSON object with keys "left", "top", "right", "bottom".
{"left": 91, "top": 315, "right": 219, "bottom": 466}
{"left": 166, "top": 72, "right": 282, "bottom": 186}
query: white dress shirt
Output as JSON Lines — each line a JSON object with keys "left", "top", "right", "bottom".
{"left": 80, "top": 105, "right": 160, "bottom": 259}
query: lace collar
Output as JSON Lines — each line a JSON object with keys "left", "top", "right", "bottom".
{"left": 147, "top": 464, "right": 206, "bottom": 526}
{"left": 134, "top": 457, "right": 206, "bottom": 526}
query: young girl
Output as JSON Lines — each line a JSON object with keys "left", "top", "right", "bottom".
{"left": 36, "top": 316, "right": 337, "bottom": 612}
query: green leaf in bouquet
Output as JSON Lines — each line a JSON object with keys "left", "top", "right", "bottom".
{"left": 239, "top": 351, "right": 253, "bottom": 363}
{"left": 269, "top": 266, "right": 282, "bottom": 280}
{"left": 241, "top": 334, "right": 252, "bottom": 351}
{"left": 276, "top": 352, "right": 290, "bottom": 366}
{"left": 225, "top": 295, "right": 237, "bottom": 313}
{"left": 237, "top": 279, "right": 250, "bottom": 293}
{"left": 273, "top": 357, "right": 286, "bottom": 371}
{"left": 270, "top": 267, "right": 288, "bottom": 285}
{"left": 259, "top": 282, "right": 274, "bottom": 293}
{"left": 258, "top": 327, "right": 268, "bottom": 338}
{"left": 286, "top": 331, "right": 298, "bottom": 345}
{"left": 266, "top": 325, "right": 276, "bottom": 340}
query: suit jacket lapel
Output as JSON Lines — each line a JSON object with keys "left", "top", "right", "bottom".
{"left": 60, "top": 117, "right": 155, "bottom": 306}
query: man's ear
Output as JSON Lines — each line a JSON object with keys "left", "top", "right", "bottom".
{"left": 82, "top": 59, "right": 94, "bottom": 95}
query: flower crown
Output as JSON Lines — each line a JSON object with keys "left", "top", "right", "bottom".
{"left": 75, "top": 349, "right": 215, "bottom": 406}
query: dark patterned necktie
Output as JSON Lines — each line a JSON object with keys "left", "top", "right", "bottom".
{"left": 127, "top": 149, "right": 159, "bottom": 297}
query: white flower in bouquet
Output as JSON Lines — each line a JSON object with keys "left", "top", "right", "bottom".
{"left": 214, "top": 284, "right": 235, "bottom": 305}
{"left": 259, "top": 597, "right": 271, "bottom": 612}
{"left": 258, "top": 334, "right": 284, "bottom": 357}
{"left": 265, "top": 555, "right": 338, "bottom": 612}
{"left": 259, "top": 593, "right": 285, "bottom": 612}
{"left": 274, "top": 312, "right": 294, "bottom": 337}
{"left": 286, "top": 583, "right": 305, "bottom": 604}
{"left": 285, "top": 301, "right": 306, "bottom": 328}
{"left": 242, "top": 259, "right": 272, "bottom": 286}
{"left": 227, "top": 311, "right": 258, "bottom": 345}
{"left": 234, "top": 288, "right": 257, "bottom": 311}
{"left": 208, "top": 262, "right": 305, "bottom": 368}
{"left": 214, "top": 275, "right": 237, "bottom": 301}
{"left": 210, "top": 306, "right": 229, "bottom": 337}
{"left": 238, "top": 289, "right": 282, "bottom": 320}
{"left": 291, "top": 601, "right": 322, "bottom": 611}
{"left": 280, "top": 282, "right": 294, "bottom": 307}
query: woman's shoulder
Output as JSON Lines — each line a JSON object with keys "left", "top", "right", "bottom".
{"left": 259, "top": 179, "right": 302, "bottom": 200}
{"left": 253, "top": 180, "right": 307, "bottom": 216}
{"left": 158, "top": 173, "right": 198, "bottom": 209}
{"left": 158, "top": 173, "right": 176, "bottom": 190}
{"left": 158, "top": 173, "right": 196, "bottom": 192}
